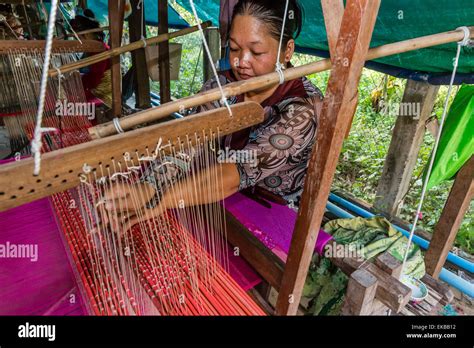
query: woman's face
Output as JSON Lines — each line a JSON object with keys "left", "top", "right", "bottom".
{"left": 229, "top": 14, "right": 294, "bottom": 81}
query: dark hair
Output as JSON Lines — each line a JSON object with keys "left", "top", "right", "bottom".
{"left": 70, "top": 9, "right": 104, "bottom": 40}
{"left": 231, "top": 0, "right": 303, "bottom": 47}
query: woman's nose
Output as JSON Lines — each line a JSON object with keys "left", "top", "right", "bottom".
{"left": 238, "top": 51, "right": 252, "bottom": 68}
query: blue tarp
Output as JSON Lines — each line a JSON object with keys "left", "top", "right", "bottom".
{"left": 88, "top": 0, "right": 189, "bottom": 29}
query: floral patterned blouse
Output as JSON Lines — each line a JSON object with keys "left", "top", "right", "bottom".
{"left": 195, "top": 69, "right": 324, "bottom": 208}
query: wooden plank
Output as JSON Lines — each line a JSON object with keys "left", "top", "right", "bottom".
{"left": 225, "top": 210, "right": 285, "bottom": 290}
{"left": 375, "top": 252, "right": 403, "bottom": 279}
{"left": 421, "top": 274, "right": 454, "bottom": 303}
{"left": 374, "top": 80, "right": 440, "bottom": 216}
{"left": 203, "top": 27, "right": 220, "bottom": 82}
{"left": 321, "top": 0, "right": 344, "bottom": 60}
{"left": 108, "top": 0, "right": 125, "bottom": 117}
{"left": 424, "top": 155, "right": 474, "bottom": 278}
{"left": 0, "top": 40, "right": 105, "bottom": 53}
{"left": 321, "top": 0, "right": 355, "bottom": 139}
{"left": 158, "top": 0, "right": 171, "bottom": 103}
{"left": 341, "top": 269, "right": 378, "bottom": 315}
{"left": 274, "top": 0, "right": 381, "bottom": 315}
{"left": 0, "top": 102, "right": 264, "bottom": 212}
{"left": 324, "top": 241, "right": 412, "bottom": 313}
{"left": 129, "top": 0, "right": 151, "bottom": 109}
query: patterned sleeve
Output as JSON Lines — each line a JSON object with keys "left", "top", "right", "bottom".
{"left": 233, "top": 96, "right": 320, "bottom": 192}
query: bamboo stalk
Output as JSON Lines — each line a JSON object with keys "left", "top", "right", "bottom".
{"left": 89, "top": 26, "right": 474, "bottom": 139}
{"left": 49, "top": 21, "right": 212, "bottom": 77}
{"left": 0, "top": 39, "right": 106, "bottom": 54}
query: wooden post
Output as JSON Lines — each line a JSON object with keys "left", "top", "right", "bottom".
{"left": 108, "top": 0, "right": 125, "bottom": 117}
{"left": 321, "top": 0, "right": 354, "bottom": 139}
{"left": 158, "top": 0, "right": 171, "bottom": 103}
{"left": 274, "top": 0, "right": 380, "bottom": 315}
{"left": 321, "top": 0, "right": 344, "bottom": 60}
{"left": 203, "top": 27, "right": 220, "bottom": 82}
{"left": 129, "top": 0, "right": 151, "bottom": 109}
{"left": 425, "top": 155, "right": 474, "bottom": 278}
{"left": 341, "top": 269, "right": 378, "bottom": 315}
{"left": 374, "top": 80, "right": 439, "bottom": 216}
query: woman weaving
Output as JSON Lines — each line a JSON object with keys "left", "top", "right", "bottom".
{"left": 104, "top": 0, "right": 323, "bottom": 226}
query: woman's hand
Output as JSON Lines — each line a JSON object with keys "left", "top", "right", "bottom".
{"left": 100, "top": 181, "right": 164, "bottom": 231}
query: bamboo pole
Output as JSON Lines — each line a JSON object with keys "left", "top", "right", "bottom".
{"left": 89, "top": 26, "right": 474, "bottom": 139}
{"left": 49, "top": 21, "right": 212, "bottom": 77}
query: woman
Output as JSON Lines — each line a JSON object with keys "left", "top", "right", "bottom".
{"left": 104, "top": 0, "right": 323, "bottom": 226}
{"left": 71, "top": 9, "right": 113, "bottom": 108}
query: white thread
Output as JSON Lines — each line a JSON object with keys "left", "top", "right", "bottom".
{"left": 399, "top": 30, "right": 467, "bottom": 281}
{"left": 31, "top": 0, "right": 59, "bottom": 176}
{"left": 276, "top": 64, "right": 285, "bottom": 85}
{"left": 189, "top": 0, "right": 232, "bottom": 117}
{"left": 55, "top": 66, "right": 65, "bottom": 99}
{"left": 275, "top": 0, "right": 290, "bottom": 84}
{"left": 456, "top": 26, "right": 471, "bottom": 46}
{"left": 141, "top": 36, "right": 147, "bottom": 48}
{"left": 113, "top": 117, "right": 125, "bottom": 134}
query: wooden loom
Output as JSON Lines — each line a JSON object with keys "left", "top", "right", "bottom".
{"left": 0, "top": 0, "right": 471, "bottom": 315}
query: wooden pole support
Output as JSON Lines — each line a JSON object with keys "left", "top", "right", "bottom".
{"left": 275, "top": 0, "right": 381, "bottom": 315}
{"left": 375, "top": 252, "right": 403, "bottom": 279}
{"left": 425, "top": 155, "right": 474, "bottom": 278}
{"left": 342, "top": 269, "right": 378, "bottom": 315}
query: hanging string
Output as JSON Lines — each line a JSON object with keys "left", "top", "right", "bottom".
{"left": 189, "top": 0, "right": 232, "bottom": 117}
{"left": 31, "top": 0, "right": 59, "bottom": 175}
{"left": 275, "top": 0, "right": 290, "bottom": 85}
{"left": 58, "top": 5, "right": 82, "bottom": 44}
{"left": 398, "top": 27, "right": 471, "bottom": 281}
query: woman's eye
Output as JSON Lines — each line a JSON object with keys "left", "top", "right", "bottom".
{"left": 253, "top": 52, "right": 264, "bottom": 56}
{"left": 229, "top": 47, "right": 239, "bottom": 52}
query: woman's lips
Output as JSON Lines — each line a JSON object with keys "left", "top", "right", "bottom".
{"left": 238, "top": 72, "right": 253, "bottom": 80}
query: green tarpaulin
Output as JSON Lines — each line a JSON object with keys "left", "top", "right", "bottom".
{"left": 177, "top": 0, "right": 474, "bottom": 79}
{"left": 426, "top": 84, "right": 474, "bottom": 189}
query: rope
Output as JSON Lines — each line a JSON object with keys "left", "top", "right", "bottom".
{"left": 398, "top": 27, "right": 471, "bottom": 282}
{"left": 189, "top": 0, "right": 232, "bottom": 117}
{"left": 31, "top": 0, "right": 59, "bottom": 176}
{"left": 275, "top": 0, "right": 290, "bottom": 85}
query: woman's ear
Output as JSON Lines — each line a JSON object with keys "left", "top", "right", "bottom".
{"left": 284, "top": 39, "right": 295, "bottom": 64}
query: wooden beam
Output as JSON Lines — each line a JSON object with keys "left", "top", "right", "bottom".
{"left": 321, "top": 0, "right": 344, "bottom": 60}
{"left": 158, "top": 0, "right": 171, "bottom": 103}
{"left": 425, "top": 155, "right": 474, "bottom": 278}
{"left": 274, "top": 0, "right": 381, "bottom": 315}
{"left": 0, "top": 40, "right": 105, "bottom": 54}
{"left": 0, "top": 102, "right": 264, "bottom": 212}
{"left": 108, "top": 0, "right": 125, "bottom": 117}
{"left": 374, "top": 79, "right": 439, "bottom": 216}
{"left": 341, "top": 269, "right": 378, "bottom": 315}
{"left": 129, "top": 0, "right": 151, "bottom": 109}
{"left": 321, "top": 0, "right": 354, "bottom": 139}
{"left": 203, "top": 27, "right": 220, "bottom": 82}
{"left": 225, "top": 211, "right": 285, "bottom": 291}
